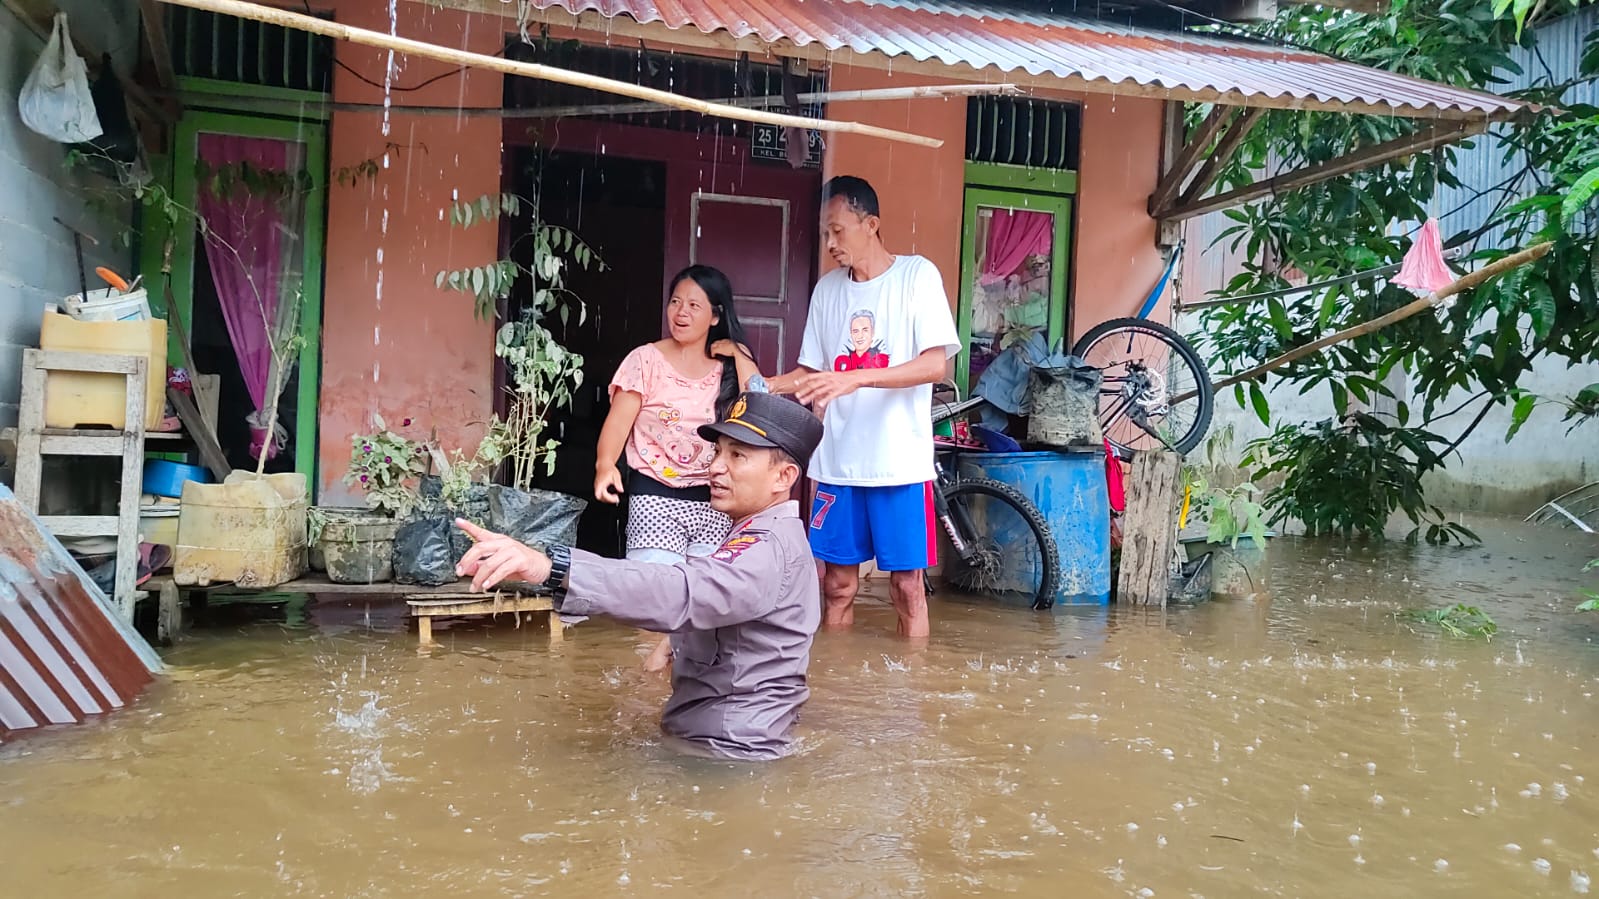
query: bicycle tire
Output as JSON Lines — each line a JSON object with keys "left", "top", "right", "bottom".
{"left": 940, "top": 477, "right": 1062, "bottom": 610}
{"left": 1072, "top": 316, "right": 1215, "bottom": 459}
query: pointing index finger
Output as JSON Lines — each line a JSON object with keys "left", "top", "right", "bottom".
{"left": 454, "top": 518, "right": 495, "bottom": 542}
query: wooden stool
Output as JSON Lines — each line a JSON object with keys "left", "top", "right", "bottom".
{"left": 406, "top": 593, "right": 564, "bottom": 647}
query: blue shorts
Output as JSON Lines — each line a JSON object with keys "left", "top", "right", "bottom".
{"left": 809, "top": 482, "right": 938, "bottom": 572}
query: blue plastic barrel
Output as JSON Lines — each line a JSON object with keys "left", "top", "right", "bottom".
{"left": 956, "top": 449, "right": 1111, "bottom": 606}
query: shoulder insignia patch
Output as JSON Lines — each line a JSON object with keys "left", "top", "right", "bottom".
{"left": 711, "top": 529, "right": 767, "bottom": 563}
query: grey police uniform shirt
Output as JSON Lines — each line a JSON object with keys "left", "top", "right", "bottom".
{"left": 558, "top": 500, "right": 820, "bottom": 761}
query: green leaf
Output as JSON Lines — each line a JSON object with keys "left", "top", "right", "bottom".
{"left": 435, "top": 271, "right": 447, "bottom": 290}
{"left": 1527, "top": 277, "right": 1556, "bottom": 341}
{"left": 1506, "top": 393, "right": 1537, "bottom": 441}
{"left": 1561, "top": 166, "right": 1599, "bottom": 221}
{"left": 1577, "top": 597, "right": 1599, "bottom": 612}
{"left": 1248, "top": 382, "right": 1271, "bottom": 426}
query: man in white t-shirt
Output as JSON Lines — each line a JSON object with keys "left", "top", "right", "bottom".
{"left": 768, "top": 176, "right": 961, "bottom": 638}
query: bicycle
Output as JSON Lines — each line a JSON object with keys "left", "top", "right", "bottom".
{"left": 1071, "top": 245, "right": 1215, "bottom": 461}
{"left": 928, "top": 387, "right": 1062, "bottom": 610}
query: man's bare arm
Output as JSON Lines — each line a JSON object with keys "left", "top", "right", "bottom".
{"left": 792, "top": 348, "right": 949, "bottom": 406}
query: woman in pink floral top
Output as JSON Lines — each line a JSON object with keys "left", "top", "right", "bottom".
{"left": 594, "top": 265, "right": 760, "bottom": 669}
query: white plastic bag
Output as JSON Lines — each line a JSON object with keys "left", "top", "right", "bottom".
{"left": 18, "top": 13, "right": 102, "bottom": 144}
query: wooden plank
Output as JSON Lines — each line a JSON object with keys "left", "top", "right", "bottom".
{"left": 155, "top": 0, "right": 944, "bottom": 148}
{"left": 167, "top": 385, "right": 231, "bottom": 482}
{"left": 38, "top": 433, "right": 126, "bottom": 456}
{"left": 32, "top": 349, "right": 143, "bottom": 375}
{"left": 156, "top": 578, "right": 182, "bottom": 644}
{"left": 13, "top": 353, "right": 47, "bottom": 512}
{"left": 1117, "top": 451, "right": 1183, "bottom": 607}
{"left": 38, "top": 515, "right": 120, "bottom": 537}
{"left": 1148, "top": 104, "right": 1233, "bottom": 217}
{"left": 407, "top": 596, "right": 556, "bottom": 616}
{"left": 1171, "top": 107, "right": 1265, "bottom": 211}
{"left": 139, "top": 0, "right": 177, "bottom": 91}
{"left": 112, "top": 359, "right": 147, "bottom": 621}
{"left": 1162, "top": 121, "right": 1482, "bottom": 222}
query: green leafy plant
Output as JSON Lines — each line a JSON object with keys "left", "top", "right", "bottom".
{"left": 496, "top": 317, "right": 584, "bottom": 486}
{"left": 435, "top": 191, "right": 604, "bottom": 488}
{"left": 1243, "top": 412, "right": 1478, "bottom": 545}
{"left": 1186, "top": 0, "right": 1597, "bottom": 545}
{"left": 434, "top": 192, "right": 605, "bottom": 320}
{"left": 1182, "top": 425, "right": 1269, "bottom": 547}
{"left": 1401, "top": 603, "right": 1499, "bottom": 639}
{"left": 344, "top": 414, "right": 428, "bottom": 517}
{"left": 436, "top": 418, "right": 514, "bottom": 510}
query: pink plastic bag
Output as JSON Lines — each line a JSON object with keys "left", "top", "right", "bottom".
{"left": 1104, "top": 440, "right": 1126, "bottom": 514}
{"left": 1393, "top": 218, "right": 1454, "bottom": 295}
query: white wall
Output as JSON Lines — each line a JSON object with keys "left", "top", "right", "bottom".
{"left": 0, "top": 1, "right": 139, "bottom": 433}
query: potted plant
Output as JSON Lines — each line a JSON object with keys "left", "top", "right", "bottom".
{"left": 310, "top": 414, "right": 426, "bottom": 584}
{"left": 1181, "top": 425, "right": 1272, "bottom": 597}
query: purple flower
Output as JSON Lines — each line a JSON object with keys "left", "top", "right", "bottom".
{"left": 384, "top": 455, "right": 392, "bottom": 462}
{"left": 360, "top": 474, "right": 369, "bottom": 483}
{"left": 363, "top": 443, "right": 372, "bottom": 453}
{"left": 403, "top": 418, "right": 413, "bottom": 427}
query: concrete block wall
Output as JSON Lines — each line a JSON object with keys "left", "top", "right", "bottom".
{"left": 0, "top": 1, "right": 138, "bottom": 440}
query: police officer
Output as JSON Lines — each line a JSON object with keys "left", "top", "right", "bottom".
{"left": 454, "top": 391, "right": 825, "bottom": 761}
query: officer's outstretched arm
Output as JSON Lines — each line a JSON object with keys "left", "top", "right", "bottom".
{"left": 560, "top": 539, "right": 784, "bottom": 633}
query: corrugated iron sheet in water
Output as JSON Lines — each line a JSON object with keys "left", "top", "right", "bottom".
{"left": 0, "top": 485, "right": 160, "bottom": 740}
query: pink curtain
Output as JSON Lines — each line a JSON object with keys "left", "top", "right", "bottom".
{"left": 979, "top": 209, "right": 1052, "bottom": 285}
{"left": 195, "top": 134, "right": 303, "bottom": 460}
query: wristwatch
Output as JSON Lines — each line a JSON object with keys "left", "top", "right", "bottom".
{"left": 546, "top": 543, "right": 572, "bottom": 592}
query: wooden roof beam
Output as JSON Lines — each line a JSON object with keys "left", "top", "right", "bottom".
{"left": 1148, "top": 104, "right": 1233, "bottom": 217}
{"left": 1159, "top": 119, "right": 1485, "bottom": 222}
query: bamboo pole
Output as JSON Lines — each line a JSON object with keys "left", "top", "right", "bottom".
{"left": 153, "top": 0, "right": 944, "bottom": 148}
{"left": 159, "top": 82, "right": 1020, "bottom": 120}
{"left": 1178, "top": 242, "right": 1553, "bottom": 402}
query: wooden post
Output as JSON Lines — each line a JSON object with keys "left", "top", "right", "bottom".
{"left": 547, "top": 610, "right": 564, "bottom": 646}
{"left": 1117, "top": 451, "right": 1183, "bottom": 607}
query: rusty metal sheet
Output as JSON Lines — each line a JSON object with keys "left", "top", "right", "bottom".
{"left": 0, "top": 485, "right": 160, "bottom": 740}
{"left": 525, "top": 0, "right": 1526, "bottom": 120}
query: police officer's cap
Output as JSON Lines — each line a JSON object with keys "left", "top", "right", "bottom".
{"left": 698, "top": 392, "right": 823, "bottom": 469}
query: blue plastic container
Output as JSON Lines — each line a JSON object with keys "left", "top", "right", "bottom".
{"left": 142, "top": 459, "right": 211, "bottom": 498}
{"left": 956, "top": 449, "right": 1111, "bottom": 606}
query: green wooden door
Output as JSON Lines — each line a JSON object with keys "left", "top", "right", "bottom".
{"left": 141, "top": 106, "right": 326, "bottom": 484}
{"left": 955, "top": 172, "right": 1074, "bottom": 393}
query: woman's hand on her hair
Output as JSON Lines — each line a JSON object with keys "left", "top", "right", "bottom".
{"left": 594, "top": 463, "right": 625, "bottom": 505}
{"left": 710, "top": 339, "right": 746, "bottom": 359}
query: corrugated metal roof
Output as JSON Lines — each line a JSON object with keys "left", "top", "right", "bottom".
{"left": 0, "top": 485, "right": 159, "bottom": 740}
{"left": 521, "top": 0, "right": 1527, "bottom": 120}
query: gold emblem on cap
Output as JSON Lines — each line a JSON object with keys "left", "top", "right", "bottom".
{"left": 730, "top": 394, "right": 748, "bottom": 420}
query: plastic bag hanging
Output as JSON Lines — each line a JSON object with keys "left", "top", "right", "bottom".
{"left": 1393, "top": 218, "right": 1454, "bottom": 296}
{"left": 18, "top": 13, "right": 102, "bottom": 144}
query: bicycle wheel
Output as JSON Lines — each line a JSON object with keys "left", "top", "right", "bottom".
{"left": 940, "top": 477, "right": 1062, "bottom": 610}
{"left": 1072, "top": 317, "right": 1214, "bottom": 460}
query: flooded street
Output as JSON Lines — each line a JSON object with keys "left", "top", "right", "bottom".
{"left": 4, "top": 519, "right": 1598, "bottom": 897}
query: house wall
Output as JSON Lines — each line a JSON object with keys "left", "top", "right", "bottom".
{"left": 821, "top": 65, "right": 1167, "bottom": 340}
{"left": 0, "top": 1, "right": 138, "bottom": 443}
{"left": 314, "top": 1, "right": 502, "bottom": 503}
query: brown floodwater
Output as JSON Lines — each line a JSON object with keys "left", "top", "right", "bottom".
{"left": 3, "top": 518, "right": 1598, "bottom": 897}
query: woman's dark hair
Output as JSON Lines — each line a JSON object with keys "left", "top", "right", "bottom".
{"left": 667, "top": 264, "right": 754, "bottom": 416}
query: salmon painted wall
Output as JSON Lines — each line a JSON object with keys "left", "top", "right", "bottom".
{"left": 821, "top": 66, "right": 967, "bottom": 308}
{"left": 317, "top": 3, "right": 502, "bottom": 503}
{"left": 820, "top": 65, "right": 1166, "bottom": 341}
{"left": 1070, "top": 94, "right": 1167, "bottom": 340}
